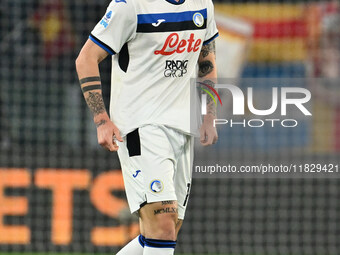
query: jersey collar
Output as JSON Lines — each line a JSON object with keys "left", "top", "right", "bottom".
{"left": 165, "top": 0, "right": 185, "bottom": 5}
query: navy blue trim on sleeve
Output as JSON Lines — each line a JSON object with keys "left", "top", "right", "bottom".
{"left": 89, "top": 34, "right": 116, "bottom": 55}
{"left": 203, "top": 32, "right": 219, "bottom": 45}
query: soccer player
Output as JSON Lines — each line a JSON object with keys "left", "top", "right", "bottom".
{"left": 76, "top": 0, "right": 218, "bottom": 254}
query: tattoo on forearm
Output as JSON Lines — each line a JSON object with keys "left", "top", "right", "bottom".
{"left": 82, "top": 84, "right": 101, "bottom": 93}
{"left": 200, "top": 80, "right": 217, "bottom": 116}
{"left": 200, "top": 80, "right": 215, "bottom": 88}
{"left": 201, "top": 41, "right": 216, "bottom": 58}
{"left": 154, "top": 207, "right": 178, "bottom": 215}
{"left": 85, "top": 92, "right": 106, "bottom": 116}
{"left": 198, "top": 61, "right": 214, "bottom": 77}
{"left": 207, "top": 101, "right": 217, "bottom": 116}
{"left": 79, "top": 76, "right": 101, "bottom": 85}
{"left": 198, "top": 41, "right": 217, "bottom": 116}
{"left": 95, "top": 119, "right": 107, "bottom": 127}
{"left": 161, "top": 201, "right": 175, "bottom": 205}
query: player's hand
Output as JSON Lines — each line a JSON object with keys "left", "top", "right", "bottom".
{"left": 95, "top": 116, "right": 123, "bottom": 151}
{"left": 200, "top": 114, "right": 218, "bottom": 146}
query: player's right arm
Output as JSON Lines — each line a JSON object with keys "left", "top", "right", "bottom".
{"left": 75, "top": 39, "right": 123, "bottom": 151}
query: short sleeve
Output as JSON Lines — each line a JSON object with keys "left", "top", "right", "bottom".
{"left": 90, "top": 0, "right": 137, "bottom": 55}
{"left": 204, "top": 0, "right": 219, "bottom": 45}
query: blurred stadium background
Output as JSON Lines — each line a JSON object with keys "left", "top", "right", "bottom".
{"left": 0, "top": 0, "right": 339, "bottom": 254}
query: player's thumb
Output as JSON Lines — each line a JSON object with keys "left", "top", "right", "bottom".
{"left": 114, "top": 127, "right": 123, "bottom": 142}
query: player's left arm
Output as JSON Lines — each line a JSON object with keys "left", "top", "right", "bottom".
{"left": 198, "top": 40, "right": 218, "bottom": 146}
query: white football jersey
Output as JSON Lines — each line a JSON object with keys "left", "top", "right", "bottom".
{"left": 90, "top": 0, "right": 218, "bottom": 136}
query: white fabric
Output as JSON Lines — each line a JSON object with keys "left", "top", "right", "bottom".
{"left": 91, "top": 1, "right": 136, "bottom": 54}
{"left": 143, "top": 246, "right": 174, "bottom": 255}
{"left": 204, "top": 0, "right": 219, "bottom": 41}
{"left": 116, "top": 236, "right": 144, "bottom": 255}
{"left": 91, "top": 0, "right": 218, "bottom": 137}
{"left": 117, "top": 125, "right": 194, "bottom": 220}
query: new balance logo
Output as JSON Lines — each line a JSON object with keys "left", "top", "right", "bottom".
{"left": 133, "top": 170, "right": 141, "bottom": 178}
{"left": 152, "top": 19, "right": 166, "bottom": 27}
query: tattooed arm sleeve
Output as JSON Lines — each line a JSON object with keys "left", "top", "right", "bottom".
{"left": 76, "top": 38, "right": 110, "bottom": 127}
{"left": 79, "top": 76, "right": 107, "bottom": 127}
{"left": 198, "top": 40, "right": 217, "bottom": 117}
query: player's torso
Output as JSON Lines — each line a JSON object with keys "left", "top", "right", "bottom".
{"left": 110, "top": 0, "right": 210, "bottom": 135}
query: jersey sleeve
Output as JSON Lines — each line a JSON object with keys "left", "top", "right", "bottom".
{"left": 90, "top": 0, "right": 137, "bottom": 55}
{"left": 204, "top": 0, "right": 219, "bottom": 45}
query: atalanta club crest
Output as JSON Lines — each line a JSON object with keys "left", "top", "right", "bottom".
{"left": 150, "top": 180, "right": 164, "bottom": 193}
{"left": 193, "top": 12, "right": 204, "bottom": 27}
